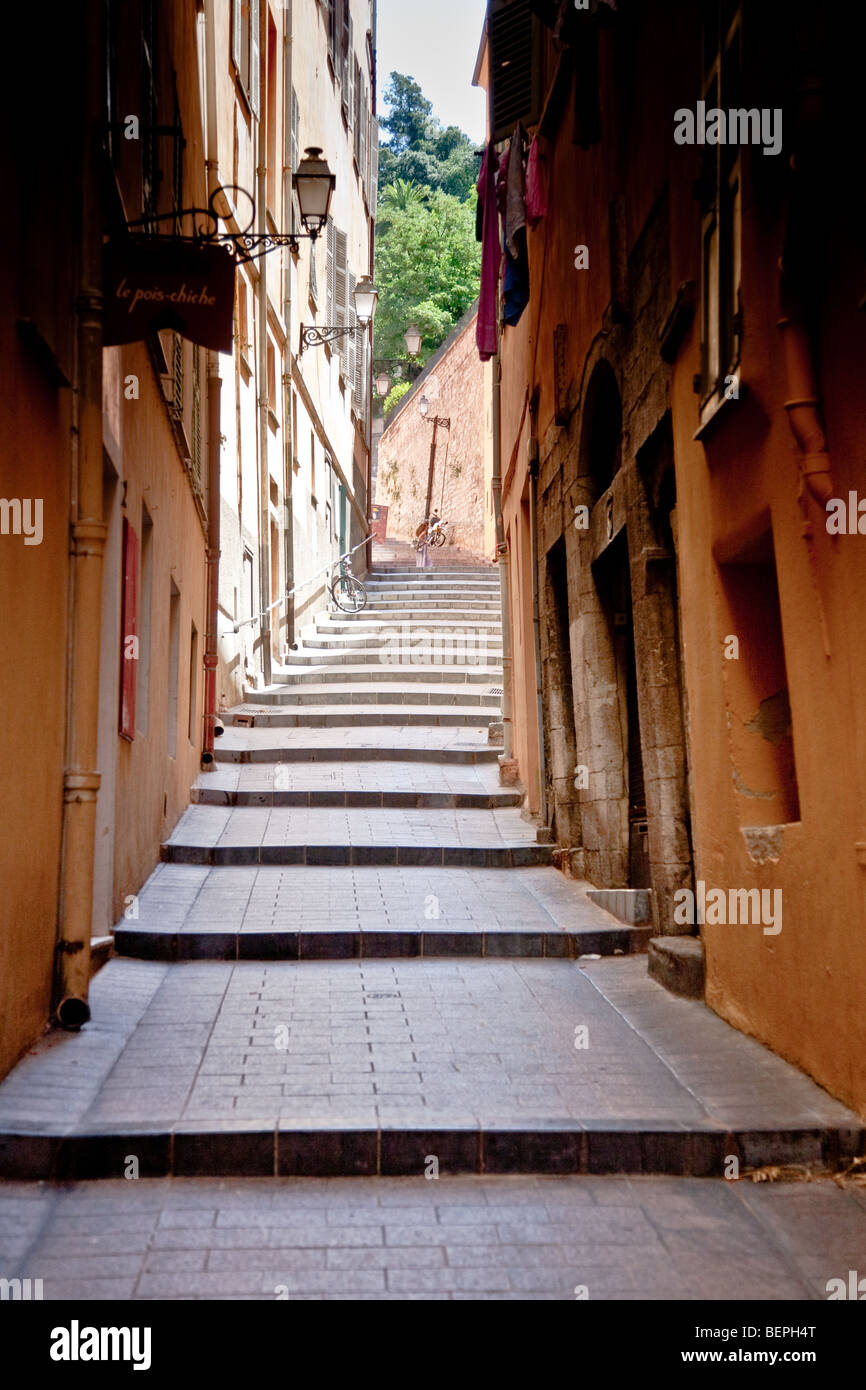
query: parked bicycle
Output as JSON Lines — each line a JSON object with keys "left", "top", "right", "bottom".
{"left": 329, "top": 550, "right": 368, "bottom": 613}
{"left": 412, "top": 514, "right": 448, "bottom": 550}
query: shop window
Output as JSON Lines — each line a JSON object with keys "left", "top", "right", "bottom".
{"left": 718, "top": 531, "right": 800, "bottom": 826}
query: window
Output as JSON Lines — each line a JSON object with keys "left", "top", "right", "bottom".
{"left": 137, "top": 505, "right": 153, "bottom": 736}
{"left": 191, "top": 346, "right": 202, "bottom": 490}
{"left": 718, "top": 530, "right": 800, "bottom": 825}
{"left": 166, "top": 581, "right": 181, "bottom": 758}
{"left": 188, "top": 623, "right": 198, "bottom": 744}
{"left": 488, "top": 0, "right": 542, "bottom": 142}
{"left": 698, "top": 2, "right": 742, "bottom": 415}
{"left": 232, "top": 0, "right": 260, "bottom": 118}
{"left": 334, "top": 229, "right": 348, "bottom": 371}
{"left": 291, "top": 87, "right": 300, "bottom": 231}
{"left": 266, "top": 13, "right": 277, "bottom": 208}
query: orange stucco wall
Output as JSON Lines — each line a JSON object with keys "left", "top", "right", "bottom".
{"left": 487, "top": 1, "right": 866, "bottom": 1112}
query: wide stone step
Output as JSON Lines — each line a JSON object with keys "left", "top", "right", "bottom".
{"left": 229, "top": 707, "right": 500, "bottom": 727}
{"left": 266, "top": 666, "right": 502, "bottom": 687}
{"left": 161, "top": 804, "right": 551, "bottom": 868}
{"left": 3, "top": 957, "right": 859, "bottom": 1179}
{"left": 285, "top": 647, "right": 502, "bottom": 666}
{"left": 246, "top": 683, "right": 501, "bottom": 706}
{"left": 194, "top": 759, "right": 515, "bottom": 808}
{"left": 348, "top": 607, "right": 501, "bottom": 623}
{"left": 314, "top": 616, "right": 503, "bottom": 633}
{"left": 217, "top": 720, "right": 498, "bottom": 760}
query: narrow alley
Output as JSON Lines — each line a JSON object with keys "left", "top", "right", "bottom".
{"left": 1, "top": 562, "right": 865, "bottom": 1306}
{"left": 2, "top": 0, "right": 865, "bottom": 1341}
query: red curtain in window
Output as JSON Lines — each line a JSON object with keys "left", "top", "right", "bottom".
{"left": 119, "top": 517, "right": 140, "bottom": 741}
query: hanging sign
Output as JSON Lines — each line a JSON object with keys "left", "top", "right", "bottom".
{"left": 103, "top": 239, "right": 236, "bottom": 353}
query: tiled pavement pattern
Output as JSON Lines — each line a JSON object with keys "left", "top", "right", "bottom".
{"left": 3, "top": 560, "right": 863, "bottom": 1222}
{"left": 0, "top": 958, "right": 859, "bottom": 1179}
{"left": 120, "top": 864, "right": 634, "bottom": 935}
{"left": 166, "top": 805, "right": 542, "bottom": 851}
{"left": 2, "top": 1174, "right": 866, "bottom": 1300}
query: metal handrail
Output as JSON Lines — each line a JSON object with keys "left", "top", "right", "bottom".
{"left": 231, "top": 534, "right": 371, "bottom": 634}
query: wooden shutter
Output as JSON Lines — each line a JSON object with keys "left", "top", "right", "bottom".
{"left": 354, "top": 316, "right": 365, "bottom": 418}
{"left": 119, "top": 518, "right": 140, "bottom": 741}
{"left": 359, "top": 86, "right": 367, "bottom": 193}
{"left": 489, "top": 0, "right": 541, "bottom": 142}
{"left": 326, "top": 218, "right": 336, "bottom": 323}
{"left": 369, "top": 116, "right": 379, "bottom": 213}
{"left": 346, "top": 18, "right": 355, "bottom": 128}
{"left": 347, "top": 269, "right": 357, "bottom": 402}
{"left": 334, "top": 229, "right": 348, "bottom": 366}
{"left": 232, "top": 0, "right": 242, "bottom": 72}
{"left": 327, "top": 0, "right": 336, "bottom": 67}
{"left": 249, "top": 0, "right": 260, "bottom": 117}
{"left": 341, "top": 0, "right": 350, "bottom": 88}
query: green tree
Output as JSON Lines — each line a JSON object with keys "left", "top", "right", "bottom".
{"left": 379, "top": 74, "right": 433, "bottom": 154}
{"left": 378, "top": 73, "right": 478, "bottom": 202}
{"left": 374, "top": 186, "right": 481, "bottom": 363}
{"left": 374, "top": 74, "right": 481, "bottom": 366}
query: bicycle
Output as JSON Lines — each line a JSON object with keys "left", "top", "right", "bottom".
{"left": 329, "top": 551, "right": 368, "bottom": 613}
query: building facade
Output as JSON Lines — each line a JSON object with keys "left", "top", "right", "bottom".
{"left": 477, "top": 0, "right": 866, "bottom": 1112}
{"left": 375, "top": 303, "right": 495, "bottom": 558}
{"left": 214, "top": 0, "right": 378, "bottom": 707}
{"left": 0, "top": 0, "right": 212, "bottom": 1077}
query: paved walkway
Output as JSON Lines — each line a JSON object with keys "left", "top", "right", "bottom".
{"left": 2, "top": 560, "right": 864, "bottom": 1300}
{"left": 0, "top": 957, "right": 859, "bottom": 1179}
{"left": 3, "top": 1174, "right": 865, "bottom": 1300}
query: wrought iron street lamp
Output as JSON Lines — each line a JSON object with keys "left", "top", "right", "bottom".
{"left": 292, "top": 148, "right": 336, "bottom": 237}
{"left": 299, "top": 277, "right": 380, "bottom": 355}
{"left": 376, "top": 371, "right": 391, "bottom": 397}
{"left": 404, "top": 324, "right": 423, "bottom": 357}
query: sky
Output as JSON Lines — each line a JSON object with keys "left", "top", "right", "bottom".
{"left": 376, "top": 0, "right": 488, "bottom": 144}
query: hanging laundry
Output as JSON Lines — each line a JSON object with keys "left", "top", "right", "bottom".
{"left": 505, "top": 121, "right": 528, "bottom": 259}
{"left": 525, "top": 137, "right": 549, "bottom": 223}
{"left": 476, "top": 142, "right": 499, "bottom": 362}
{"left": 497, "top": 134, "right": 530, "bottom": 327}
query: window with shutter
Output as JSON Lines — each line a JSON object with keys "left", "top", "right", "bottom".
{"left": 353, "top": 315, "right": 365, "bottom": 416}
{"left": 489, "top": 0, "right": 542, "bottom": 142}
{"left": 327, "top": 0, "right": 337, "bottom": 70}
{"left": 369, "top": 117, "right": 379, "bottom": 216}
{"left": 359, "top": 87, "right": 367, "bottom": 194}
{"left": 325, "top": 219, "right": 336, "bottom": 325}
{"left": 347, "top": 270, "right": 357, "bottom": 402}
{"left": 346, "top": 18, "right": 355, "bottom": 128}
{"left": 291, "top": 87, "right": 299, "bottom": 231}
{"left": 341, "top": 0, "right": 350, "bottom": 90}
{"left": 232, "top": 0, "right": 242, "bottom": 73}
{"left": 249, "top": 0, "right": 260, "bottom": 117}
{"left": 334, "top": 229, "right": 348, "bottom": 368}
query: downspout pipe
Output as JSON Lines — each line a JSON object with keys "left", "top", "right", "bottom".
{"left": 202, "top": 0, "right": 222, "bottom": 769}
{"left": 528, "top": 435, "right": 548, "bottom": 827}
{"left": 282, "top": 0, "right": 295, "bottom": 645}
{"left": 257, "top": 0, "right": 272, "bottom": 687}
{"left": 491, "top": 332, "right": 514, "bottom": 766}
{"left": 55, "top": 0, "right": 107, "bottom": 1027}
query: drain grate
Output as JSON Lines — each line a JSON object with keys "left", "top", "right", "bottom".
{"left": 486, "top": 686, "right": 504, "bottom": 698}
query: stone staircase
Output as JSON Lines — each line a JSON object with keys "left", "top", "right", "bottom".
{"left": 115, "top": 564, "right": 646, "bottom": 961}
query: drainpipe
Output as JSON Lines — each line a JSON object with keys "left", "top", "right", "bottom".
{"left": 491, "top": 333, "right": 514, "bottom": 766}
{"left": 528, "top": 435, "right": 548, "bottom": 826}
{"left": 282, "top": 0, "right": 295, "bottom": 644}
{"left": 201, "top": 0, "right": 222, "bottom": 769}
{"left": 257, "top": 0, "right": 272, "bottom": 687}
{"left": 55, "top": 0, "right": 106, "bottom": 1027}
{"left": 424, "top": 417, "right": 439, "bottom": 522}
